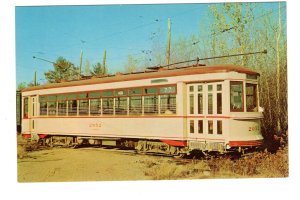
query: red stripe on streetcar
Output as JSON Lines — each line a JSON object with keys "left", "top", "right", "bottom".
{"left": 229, "top": 140, "right": 263, "bottom": 147}
{"left": 160, "top": 140, "right": 187, "bottom": 147}
{"left": 38, "top": 134, "right": 48, "bottom": 139}
{"left": 22, "top": 134, "right": 31, "bottom": 139}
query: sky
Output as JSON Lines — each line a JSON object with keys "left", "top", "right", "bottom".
{"left": 15, "top": 2, "right": 282, "bottom": 85}
{"left": 16, "top": 3, "right": 211, "bottom": 85}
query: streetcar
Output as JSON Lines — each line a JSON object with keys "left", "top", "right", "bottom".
{"left": 21, "top": 64, "right": 263, "bottom": 157}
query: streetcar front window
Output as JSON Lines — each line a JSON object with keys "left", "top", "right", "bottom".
{"left": 246, "top": 83, "right": 258, "bottom": 112}
{"left": 230, "top": 81, "right": 244, "bottom": 112}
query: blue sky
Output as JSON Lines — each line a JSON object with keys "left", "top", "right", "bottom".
{"left": 15, "top": 2, "right": 282, "bottom": 85}
{"left": 16, "top": 4, "right": 211, "bottom": 85}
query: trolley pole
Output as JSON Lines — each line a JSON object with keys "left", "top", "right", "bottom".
{"left": 79, "top": 50, "right": 83, "bottom": 79}
{"left": 102, "top": 50, "right": 107, "bottom": 75}
{"left": 34, "top": 71, "right": 37, "bottom": 86}
{"left": 166, "top": 18, "right": 171, "bottom": 66}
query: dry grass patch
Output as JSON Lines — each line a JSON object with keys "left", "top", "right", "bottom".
{"left": 142, "top": 147, "right": 288, "bottom": 180}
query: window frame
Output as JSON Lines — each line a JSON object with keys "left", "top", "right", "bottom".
{"left": 144, "top": 95, "right": 158, "bottom": 115}
{"left": 230, "top": 81, "right": 244, "bottom": 112}
{"left": 23, "top": 97, "right": 29, "bottom": 119}
{"left": 246, "top": 83, "right": 258, "bottom": 112}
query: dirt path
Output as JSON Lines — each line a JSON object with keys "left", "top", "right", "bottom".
{"left": 17, "top": 147, "right": 173, "bottom": 182}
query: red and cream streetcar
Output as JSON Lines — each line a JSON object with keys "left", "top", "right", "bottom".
{"left": 21, "top": 64, "right": 263, "bottom": 157}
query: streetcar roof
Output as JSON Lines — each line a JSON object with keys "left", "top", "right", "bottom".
{"left": 22, "top": 64, "right": 259, "bottom": 92}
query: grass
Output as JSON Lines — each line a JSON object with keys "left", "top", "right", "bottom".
{"left": 17, "top": 134, "right": 40, "bottom": 159}
{"left": 142, "top": 146, "right": 288, "bottom": 180}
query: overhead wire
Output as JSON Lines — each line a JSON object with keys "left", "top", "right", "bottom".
{"left": 34, "top": 4, "right": 286, "bottom": 70}
{"left": 120, "top": 4, "right": 287, "bottom": 65}
{"left": 39, "top": 5, "right": 207, "bottom": 60}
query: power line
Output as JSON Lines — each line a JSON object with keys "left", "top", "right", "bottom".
{"left": 33, "top": 4, "right": 285, "bottom": 71}
{"left": 39, "top": 5, "right": 206, "bottom": 58}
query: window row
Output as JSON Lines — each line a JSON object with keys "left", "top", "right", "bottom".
{"left": 39, "top": 86, "right": 176, "bottom": 102}
{"left": 39, "top": 95, "right": 176, "bottom": 116}
{"left": 189, "top": 120, "right": 222, "bottom": 135}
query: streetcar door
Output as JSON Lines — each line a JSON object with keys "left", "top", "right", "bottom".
{"left": 187, "top": 83, "right": 224, "bottom": 140}
{"left": 187, "top": 84, "right": 205, "bottom": 138}
{"left": 28, "top": 95, "right": 38, "bottom": 136}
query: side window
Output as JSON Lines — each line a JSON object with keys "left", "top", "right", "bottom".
{"left": 47, "top": 95, "right": 57, "bottom": 116}
{"left": 197, "top": 85, "right": 203, "bottom": 115}
{"left": 160, "top": 86, "right": 176, "bottom": 94}
{"left": 217, "top": 84, "right": 222, "bottom": 114}
{"left": 89, "top": 91, "right": 101, "bottom": 115}
{"left": 102, "top": 98, "right": 114, "bottom": 115}
{"left": 39, "top": 96, "right": 47, "bottom": 116}
{"left": 189, "top": 94, "right": 194, "bottom": 114}
{"left": 144, "top": 95, "right": 158, "bottom": 115}
{"left": 67, "top": 94, "right": 77, "bottom": 116}
{"left": 208, "top": 120, "right": 213, "bottom": 134}
{"left": 198, "top": 120, "right": 203, "bottom": 134}
{"left": 144, "top": 87, "right": 158, "bottom": 115}
{"left": 160, "top": 94, "right": 176, "bottom": 114}
{"left": 189, "top": 120, "right": 194, "bottom": 134}
{"left": 57, "top": 95, "right": 67, "bottom": 116}
{"left": 78, "top": 92, "right": 88, "bottom": 116}
{"left": 23, "top": 97, "right": 28, "bottom": 118}
{"left": 115, "top": 97, "right": 128, "bottom": 115}
{"left": 67, "top": 100, "right": 77, "bottom": 116}
{"left": 189, "top": 85, "right": 194, "bottom": 115}
{"left": 48, "top": 101, "right": 57, "bottom": 116}
{"left": 230, "top": 81, "right": 244, "bottom": 112}
{"left": 159, "top": 85, "right": 176, "bottom": 115}
{"left": 115, "top": 90, "right": 127, "bottom": 115}
{"left": 207, "top": 85, "right": 213, "bottom": 114}
{"left": 217, "top": 120, "right": 222, "bottom": 135}
{"left": 102, "top": 90, "right": 114, "bottom": 115}
{"left": 90, "top": 99, "right": 101, "bottom": 115}
{"left": 79, "top": 99, "right": 89, "bottom": 115}
{"left": 129, "top": 96, "right": 142, "bottom": 115}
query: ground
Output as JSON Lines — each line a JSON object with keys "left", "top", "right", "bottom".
{"left": 17, "top": 147, "right": 165, "bottom": 182}
{"left": 17, "top": 135, "right": 288, "bottom": 182}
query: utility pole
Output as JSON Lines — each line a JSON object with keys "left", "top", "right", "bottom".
{"left": 166, "top": 18, "right": 171, "bottom": 66}
{"left": 79, "top": 50, "right": 83, "bottom": 79}
{"left": 34, "top": 71, "right": 37, "bottom": 86}
{"left": 102, "top": 50, "right": 107, "bottom": 75}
